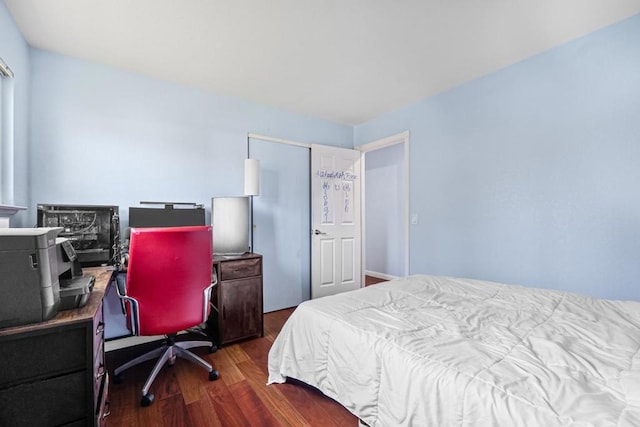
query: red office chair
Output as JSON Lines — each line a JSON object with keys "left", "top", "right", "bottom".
{"left": 113, "top": 226, "right": 219, "bottom": 407}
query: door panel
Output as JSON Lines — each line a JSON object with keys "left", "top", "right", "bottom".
{"left": 341, "top": 237, "right": 355, "bottom": 282}
{"left": 319, "top": 238, "right": 335, "bottom": 285}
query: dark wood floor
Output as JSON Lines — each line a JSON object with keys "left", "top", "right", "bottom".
{"left": 365, "top": 275, "right": 387, "bottom": 287}
{"left": 104, "top": 308, "right": 357, "bottom": 426}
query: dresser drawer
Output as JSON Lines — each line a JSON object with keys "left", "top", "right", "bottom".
{"left": 219, "top": 257, "right": 261, "bottom": 280}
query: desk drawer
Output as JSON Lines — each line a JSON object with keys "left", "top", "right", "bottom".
{"left": 0, "top": 371, "right": 86, "bottom": 427}
{"left": 0, "top": 326, "right": 86, "bottom": 387}
{"left": 219, "top": 257, "right": 261, "bottom": 280}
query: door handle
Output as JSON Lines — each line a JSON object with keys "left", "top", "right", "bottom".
{"left": 314, "top": 229, "right": 327, "bottom": 235}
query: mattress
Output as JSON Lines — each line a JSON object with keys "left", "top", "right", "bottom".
{"left": 267, "top": 275, "right": 640, "bottom": 426}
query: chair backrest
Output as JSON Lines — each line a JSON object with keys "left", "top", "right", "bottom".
{"left": 125, "top": 225, "right": 213, "bottom": 336}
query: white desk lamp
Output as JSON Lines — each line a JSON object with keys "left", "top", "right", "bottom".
{"left": 244, "top": 158, "right": 260, "bottom": 252}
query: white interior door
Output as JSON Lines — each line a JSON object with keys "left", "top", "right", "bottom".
{"left": 311, "top": 144, "right": 362, "bottom": 299}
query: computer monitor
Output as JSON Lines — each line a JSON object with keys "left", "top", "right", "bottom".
{"left": 128, "top": 206, "right": 205, "bottom": 228}
{"left": 211, "top": 197, "right": 249, "bottom": 255}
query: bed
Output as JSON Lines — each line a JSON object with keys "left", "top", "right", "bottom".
{"left": 267, "top": 275, "right": 640, "bottom": 426}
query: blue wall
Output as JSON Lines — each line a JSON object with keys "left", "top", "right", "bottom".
{"left": 355, "top": 14, "right": 640, "bottom": 301}
{"left": 28, "top": 50, "right": 352, "bottom": 227}
{"left": 0, "top": 0, "right": 30, "bottom": 225}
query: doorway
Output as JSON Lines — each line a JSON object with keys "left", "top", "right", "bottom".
{"left": 359, "top": 131, "right": 409, "bottom": 281}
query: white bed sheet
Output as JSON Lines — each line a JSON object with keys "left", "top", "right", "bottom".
{"left": 267, "top": 275, "right": 640, "bottom": 426}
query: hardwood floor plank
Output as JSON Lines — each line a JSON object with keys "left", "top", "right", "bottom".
{"left": 224, "top": 342, "right": 251, "bottom": 364}
{"left": 264, "top": 308, "right": 295, "bottom": 340}
{"left": 151, "top": 361, "right": 182, "bottom": 401}
{"left": 272, "top": 380, "right": 356, "bottom": 427}
{"left": 170, "top": 344, "right": 220, "bottom": 405}
{"left": 212, "top": 346, "right": 247, "bottom": 386}
{"left": 239, "top": 337, "right": 274, "bottom": 375}
{"left": 204, "top": 378, "right": 251, "bottom": 427}
{"left": 236, "top": 359, "right": 310, "bottom": 427}
{"left": 228, "top": 379, "right": 281, "bottom": 427}
{"left": 365, "top": 275, "right": 387, "bottom": 287}
{"left": 186, "top": 398, "right": 223, "bottom": 427}
{"left": 160, "top": 394, "right": 192, "bottom": 427}
{"left": 106, "top": 375, "right": 139, "bottom": 426}
{"left": 112, "top": 353, "right": 181, "bottom": 403}
{"left": 134, "top": 393, "right": 165, "bottom": 427}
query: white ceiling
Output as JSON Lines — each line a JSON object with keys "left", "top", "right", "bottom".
{"left": 5, "top": 0, "right": 640, "bottom": 125}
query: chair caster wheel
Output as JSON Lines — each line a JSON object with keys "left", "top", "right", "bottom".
{"left": 113, "top": 373, "right": 123, "bottom": 384}
{"left": 209, "top": 370, "right": 219, "bottom": 381}
{"left": 210, "top": 345, "right": 218, "bottom": 354}
{"left": 141, "top": 393, "right": 154, "bottom": 407}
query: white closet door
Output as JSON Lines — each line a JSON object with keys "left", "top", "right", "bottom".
{"left": 250, "top": 138, "right": 310, "bottom": 312}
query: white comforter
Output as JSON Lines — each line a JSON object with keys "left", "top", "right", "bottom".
{"left": 267, "top": 275, "right": 640, "bottom": 426}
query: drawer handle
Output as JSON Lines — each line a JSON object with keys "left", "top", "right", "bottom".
{"left": 96, "top": 365, "right": 106, "bottom": 380}
{"left": 96, "top": 322, "right": 105, "bottom": 335}
{"left": 102, "top": 401, "right": 111, "bottom": 419}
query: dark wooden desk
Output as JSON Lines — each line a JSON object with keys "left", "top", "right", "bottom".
{"left": 0, "top": 267, "right": 114, "bottom": 427}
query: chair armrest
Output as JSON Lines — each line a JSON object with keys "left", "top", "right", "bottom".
{"left": 203, "top": 266, "right": 218, "bottom": 321}
{"left": 115, "top": 273, "right": 127, "bottom": 314}
{"left": 114, "top": 273, "right": 141, "bottom": 336}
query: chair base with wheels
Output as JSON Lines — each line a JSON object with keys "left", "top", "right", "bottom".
{"left": 113, "top": 335, "right": 219, "bottom": 407}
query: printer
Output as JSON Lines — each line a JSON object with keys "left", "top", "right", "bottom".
{"left": 0, "top": 227, "right": 95, "bottom": 329}
{"left": 55, "top": 236, "right": 95, "bottom": 310}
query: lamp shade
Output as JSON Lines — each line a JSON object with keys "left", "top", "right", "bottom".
{"left": 244, "top": 158, "right": 260, "bottom": 196}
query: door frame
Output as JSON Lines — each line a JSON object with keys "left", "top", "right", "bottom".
{"left": 356, "top": 131, "right": 410, "bottom": 280}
